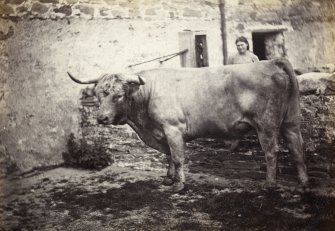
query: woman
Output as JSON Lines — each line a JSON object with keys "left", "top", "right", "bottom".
{"left": 228, "top": 36, "right": 259, "bottom": 64}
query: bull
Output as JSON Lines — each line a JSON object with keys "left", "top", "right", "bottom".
{"left": 68, "top": 58, "right": 308, "bottom": 192}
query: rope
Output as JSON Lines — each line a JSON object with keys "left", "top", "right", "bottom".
{"left": 127, "top": 49, "right": 188, "bottom": 68}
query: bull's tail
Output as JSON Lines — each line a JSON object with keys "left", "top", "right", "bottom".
{"left": 273, "top": 58, "right": 308, "bottom": 186}
{"left": 272, "top": 58, "right": 299, "bottom": 100}
{"left": 273, "top": 58, "right": 302, "bottom": 129}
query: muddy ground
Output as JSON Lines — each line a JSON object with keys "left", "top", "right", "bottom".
{"left": 1, "top": 138, "right": 335, "bottom": 231}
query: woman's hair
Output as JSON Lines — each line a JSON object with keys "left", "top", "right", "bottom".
{"left": 235, "top": 36, "right": 249, "bottom": 50}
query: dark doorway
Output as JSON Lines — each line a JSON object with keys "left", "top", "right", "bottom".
{"left": 252, "top": 33, "right": 266, "bottom": 60}
{"left": 252, "top": 31, "right": 286, "bottom": 61}
{"left": 195, "top": 35, "right": 209, "bottom": 67}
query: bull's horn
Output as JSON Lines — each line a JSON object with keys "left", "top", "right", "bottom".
{"left": 138, "top": 76, "right": 146, "bottom": 85}
{"left": 67, "top": 72, "right": 100, "bottom": 84}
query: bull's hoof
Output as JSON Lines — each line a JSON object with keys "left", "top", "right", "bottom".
{"left": 263, "top": 181, "right": 277, "bottom": 190}
{"left": 171, "top": 182, "right": 185, "bottom": 193}
{"left": 302, "top": 184, "right": 311, "bottom": 192}
{"left": 229, "top": 140, "right": 240, "bottom": 152}
{"left": 299, "top": 178, "right": 309, "bottom": 189}
{"left": 297, "top": 182, "right": 311, "bottom": 193}
{"left": 162, "top": 177, "right": 174, "bottom": 186}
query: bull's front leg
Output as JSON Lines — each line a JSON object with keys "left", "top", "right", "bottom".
{"left": 164, "top": 125, "right": 186, "bottom": 192}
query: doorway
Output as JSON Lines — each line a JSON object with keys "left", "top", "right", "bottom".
{"left": 252, "top": 31, "right": 286, "bottom": 60}
{"left": 195, "top": 35, "right": 209, "bottom": 67}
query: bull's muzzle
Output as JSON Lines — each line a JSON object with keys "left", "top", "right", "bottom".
{"left": 97, "top": 114, "right": 109, "bottom": 124}
{"left": 97, "top": 113, "right": 127, "bottom": 125}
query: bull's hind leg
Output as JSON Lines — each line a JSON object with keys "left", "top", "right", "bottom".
{"left": 257, "top": 128, "right": 280, "bottom": 188}
{"left": 282, "top": 125, "right": 308, "bottom": 187}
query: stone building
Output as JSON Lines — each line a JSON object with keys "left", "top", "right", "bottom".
{"left": 0, "top": 0, "right": 334, "bottom": 172}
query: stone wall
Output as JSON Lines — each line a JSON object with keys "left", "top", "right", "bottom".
{"left": 0, "top": 0, "right": 220, "bottom": 20}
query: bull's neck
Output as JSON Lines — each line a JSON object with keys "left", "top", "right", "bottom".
{"left": 126, "top": 85, "right": 150, "bottom": 129}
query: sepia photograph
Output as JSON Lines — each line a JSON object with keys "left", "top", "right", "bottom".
{"left": 0, "top": 0, "right": 335, "bottom": 230}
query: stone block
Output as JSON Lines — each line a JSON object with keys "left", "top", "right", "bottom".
{"left": 249, "top": 11, "right": 257, "bottom": 20}
{"left": 64, "top": 0, "right": 79, "bottom": 4}
{"left": 260, "top": 12, "right": 281, "bottom": 24}
{"left": 183, "top": 7, "right": 202, "bottom": 18}
{"left": 204, "top": 0, "right": 218, "bottom": 8}
{"left": 0, "top": 3, "right": 14, "bottom": 15}
{"left": 277, "top": 7, "right": 290, "bottom": 21}
{"left": 119, "top": 0, "right": 139, "bottom": 8}
{"left": 103, "top": 0, "right": 117, "bottom": 5}
{"left": 290, "top": 15, "right": 304, "bottom": 31}
{"left": 236, "top": 23, "right": 245, "bottom": 32}
{"left": 16, "top": 5, "right": 28, "bottom": 13}
{"left": 0, "top": 144, "right": 17, "bottom": 177}
{"left": 75, "top": 5, "right": 94, "bottom": 18}
{"left": 38, "top": 0, "right": 59, "bottom": 4}
{"left": 31, "top": 3, "right": 49, "bottom": 14}
{"left": 298, "top": 72, "right": 335, "bottom": 95}
{"left": 129, "top": 8, "right": 141, "bottom": 18}
{"left": 145, "top": 8, "right": 156, "bottom": 16}
{"left": 99, "top": 7, "right": 110, "bottom": 17}
{"left": 54, "top": 5, "right": 72, "bottom": 16}
{"left": 162, "top": 2, "right": 177, "bottom": 11}
{"left": 111, "top": 9, "right": 127, "bottom": 18}
{"left": 168, "top": 12, "right": 175, "bottom": 19}
{"left": 141, "top": 0, "right": 160, "bottom": 5}
{"left": 0, "top": 26, "right": 14, "bottom": 40}
{"left": 5, "top": 0, "right": 25, "bottom": 5}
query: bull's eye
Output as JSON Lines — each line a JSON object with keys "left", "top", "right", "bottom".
{"left": 113, "top": 95, "right": 123, "bottom": 102}
{"left": 103, "top": 83, "right": 110, "bottom": 94}
{"left": 97, "top": 92, "right": 105, "bottom": 103}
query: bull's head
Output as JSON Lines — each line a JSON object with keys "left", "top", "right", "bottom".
{"left": 68, "top": 72, "right": 145, "bottom": 125}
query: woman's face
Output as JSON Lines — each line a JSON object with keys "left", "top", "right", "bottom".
{"left": 236, "top": 41, "right": 248, "bottom": 54}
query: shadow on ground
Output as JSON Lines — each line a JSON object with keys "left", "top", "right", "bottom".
{"left": 1, "top": 139, "right": 335, "bottom": 231}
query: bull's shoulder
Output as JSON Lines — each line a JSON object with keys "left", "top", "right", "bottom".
{"left": 127, "top": 120, "right": 169, "bottom": 154}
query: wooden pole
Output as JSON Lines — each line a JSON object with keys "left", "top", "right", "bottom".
{"left": 219, "top": 0, "right": 228, "bottom": 65}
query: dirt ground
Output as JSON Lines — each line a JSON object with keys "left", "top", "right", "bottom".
{"left": 1, "top": 139, "right": 335, "bottom": 231}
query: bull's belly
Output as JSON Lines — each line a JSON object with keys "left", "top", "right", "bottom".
{"left": 185, "top": 120, "right": 254, "bottom": 141}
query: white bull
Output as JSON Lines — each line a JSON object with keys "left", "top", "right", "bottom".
{"left": 68, "top": 58, "right": 308, "bottom": 192}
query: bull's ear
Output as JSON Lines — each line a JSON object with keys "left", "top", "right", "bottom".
{"left": 124, "top": 74, "right": 145, "bottom": 85}
{"left": 81, "top": 86, "right": 96, "bottom": 99}
{"left": 118, "top": 74, "right": 145, "bottom": 96}
{"left": 121, "top": 74, "right": 145, "bottom": 96}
